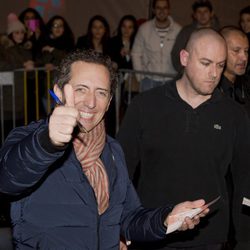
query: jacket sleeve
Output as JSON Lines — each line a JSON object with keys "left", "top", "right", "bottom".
{"left": 120, "top": 179, "right": 172, "bottom": 242}
{"left": 131, "top": 26, "right": 145, "bottom": 81}
{"left": 0, "top": 122, "right": 65, "bottom": 195}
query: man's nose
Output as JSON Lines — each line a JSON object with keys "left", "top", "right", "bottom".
{"left": 210, "top": 65, "right": 218, "bottom": 79}
{"left": 84, "top": 93, "right": 96, "bottom": 108}
{"left": 239, "top": 50, "right": 248, "bottom": 62}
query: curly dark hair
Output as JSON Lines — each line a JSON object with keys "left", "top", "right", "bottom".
{"left": 54, "top": 49, "right": 117, "bottom": 96}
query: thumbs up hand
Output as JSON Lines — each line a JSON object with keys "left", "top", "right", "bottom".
{"left": 49, "top": 84, "right": 79, "bottom": 146}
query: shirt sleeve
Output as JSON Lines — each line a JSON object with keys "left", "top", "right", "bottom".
{"left": 131, "top": 27, "right": 145, "bottom": 81}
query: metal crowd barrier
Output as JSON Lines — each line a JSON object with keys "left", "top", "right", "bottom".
{"left": 0, "top": 72, "right": 14, "bottom": 145}
{"left": 0, "top": 68, "right": 53, "bottom": 145}
{"left": 0, "top": 68, "right": 176, "bottom": 145}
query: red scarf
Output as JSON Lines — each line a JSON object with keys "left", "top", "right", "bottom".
{"left": 73, "top": 120, "right": 109, "bottom": 214}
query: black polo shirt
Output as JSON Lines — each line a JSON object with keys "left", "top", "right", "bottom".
{"left": 117, "top": 81, "right": 250, "bottom": 247}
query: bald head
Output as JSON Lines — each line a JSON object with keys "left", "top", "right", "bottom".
{"left": 219, "top": 26, "right": 249, "bottom": 82}
{"left": 178, "top": 27, "right": 227, "bottom": 101}
{"left": 220, "top": 26, "right": 248, "bottom": 41}
{"left": 186, "top": 28, "right": 226, "bottom": 53}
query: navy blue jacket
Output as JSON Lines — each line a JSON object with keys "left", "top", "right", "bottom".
{"left": 0, "top": 120, "right": 171, "bottom": 249}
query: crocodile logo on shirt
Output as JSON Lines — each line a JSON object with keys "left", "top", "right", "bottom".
{"left": 213, "top": 124, "right": 222, "bottom": 130}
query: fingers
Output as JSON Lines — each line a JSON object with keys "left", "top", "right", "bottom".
{"left": 49, "top": 102, "right": 79, "bottom": 146}
{"left": 64, "top": 84, "right": 75, "bottom": 107}
{"left": 49, "top": 110, "right": 78, "bottom": 146}
{"left": 183, "top": 199, "right": 205, "bottom": 209}
{"left": 179, "top": 207, "right": 209, "bottom": 231}
{"left": 186, "top": 217, "right": 199, "bottom": 229}
{"left": 198, "top": 208, "right": 210, "bottom": 217}
{"left": 166, "top": 198, "right": 209, "bottom": 232}
{"left": 179, "top": 216, "right": 200, "bottom": 231}
{"left": 169, "top": 199, "right": 205, "bottom": 218}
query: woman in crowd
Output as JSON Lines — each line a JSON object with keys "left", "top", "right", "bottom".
{"left": 109, "top": 15, "right": 137, "bottom": 70}
{"left": 1, "top": 13, "right": 34, "bottom": 70}
{"left": 39, "top": 15, "right": 75, "bottom": 70}
{"left": 0, "top": 13, "right": 36, "bottom": 135}
{"left": 109, "top": 15, "right": 139, "bottom": 123}
{"left": 19, "top": 7, "right": 45, "bottom": 60}
{"left": 76, "top": 15, "right": 110, "bottom": 55}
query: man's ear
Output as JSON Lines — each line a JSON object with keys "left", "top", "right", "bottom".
{"left": 180, "top": 49, "right": 189, "bottom": 67}
{"left": 53, "top": 84, "right": 63, "bottom": 103}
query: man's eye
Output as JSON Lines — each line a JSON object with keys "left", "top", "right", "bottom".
{"left": 218, "top": 63, "right": 225, "bottom": 69}
{"left": 232, "top": 49, "right": 240, "bottom": 53}
{"left": 96, "top": 90, "right": 109, "bottom": 98}
{"left": 201, "top": 62, "right": 209, "bottom": 66}
{"left": 75, "top": 88, "right": 85, "bottom": 93}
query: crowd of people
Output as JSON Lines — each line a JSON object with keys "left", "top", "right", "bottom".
{"left": 0, "top": 2, "right": 249, "bottom": 122}
{"left": 0, "top": 8, "right": 138, "bottom": 73}
{"left": 0, "top": 0, "right": 250, "bottom": 250}
{"left": 0, "top": 2, "right": 249, "bottom": 75}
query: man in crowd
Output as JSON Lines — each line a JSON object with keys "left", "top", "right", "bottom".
{"left": 239, "top": 6, "right": 250, "bottom": 75}
{"left": 218, "top": 26, "right": 250, "bottom": 116}
{"left": 118, "top": 28, "right": 250, "bottom": 250}
{"left": 218, "top": 26, "right": 250, "bottom": 250}
{"left": 0, "top": 49, "right": 208, "bottom": 249}
{"left": 171, "top": 0, "right": 219, "bottom": 73}
{"left": 131, "top": 0, "right": 181, "bottom": 91}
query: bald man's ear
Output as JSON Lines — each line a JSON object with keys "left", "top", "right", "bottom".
{"left": 180, "top": 49, "right": 189, "bottom": 67}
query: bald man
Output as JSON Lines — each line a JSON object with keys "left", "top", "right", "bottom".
{"left": 216, "top": 29, "right": 250, "bottom": 250}
{"left": 218, "top": 26, "right": 250, "bottom": 116}
{"left": 117, "top": 28, "right": 250, "bottom": 250}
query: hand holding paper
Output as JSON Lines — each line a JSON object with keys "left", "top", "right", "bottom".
{"left": 165, "top": 196, "right": 220, "bottom": 234}
{"left": 242, "top": 197, "right": 250, "bottom": 206}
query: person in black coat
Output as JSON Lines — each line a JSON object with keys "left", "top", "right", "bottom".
{"left": 109, "top": 15, "right": 138, "bottom": 70}
{"left": 109, "top": 15, "right": 139, "bottom": 126}
{"left": 39, "top": 15, "right": 75, "bottom": 70}
{"left": 19, "top": 7, "right": 46, "bottom": 61}
{"left": 76, "top": 15, "right": 110, "bottom": 55}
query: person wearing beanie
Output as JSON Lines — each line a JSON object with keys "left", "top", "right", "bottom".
{"left": 7, "top": 13, "right": 25, "bottom": 36}
{"left": 1, "top": 12, "right": 34, "bottom": 71}
{"left": 0, "top": 13, "right": 35, "bottom": 149}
